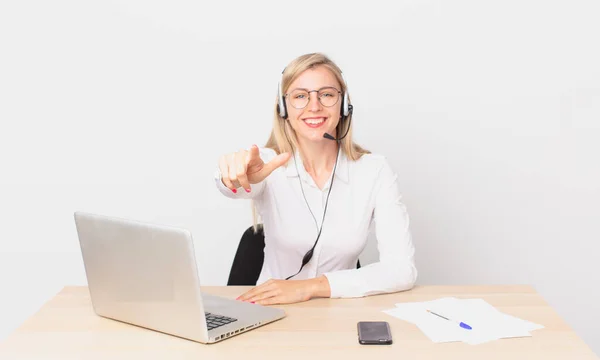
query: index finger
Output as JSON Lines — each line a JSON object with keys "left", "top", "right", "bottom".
{"left": 235, "top": 150, "right": 250, "bottom": 191}
{"left": 246, "top": 144, "right": 260, "bottom": 164}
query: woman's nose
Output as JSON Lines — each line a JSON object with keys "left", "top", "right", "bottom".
{"left": 307, "top": 92, "right": 322, "bottom": 111}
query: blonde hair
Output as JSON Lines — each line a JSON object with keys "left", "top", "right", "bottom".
{"left": 252, "top": 53, "right": 370, "bottom": 231}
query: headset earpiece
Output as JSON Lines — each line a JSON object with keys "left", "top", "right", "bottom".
{"left": 277, "top": 80, "right": 287, "bottom": 119}
{"left": 340, "top": 72, "right": 350, "bottom": 117}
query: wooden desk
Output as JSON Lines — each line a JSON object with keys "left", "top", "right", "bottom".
{"left": 0, "top": 285, "right": 597, "bottom": 359}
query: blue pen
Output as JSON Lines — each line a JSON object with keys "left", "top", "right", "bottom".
{"left": 427, "top": 309, "right": 473, "bottom": 330}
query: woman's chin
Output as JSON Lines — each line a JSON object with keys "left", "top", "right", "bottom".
{"left": 299, "top": 132, "right": 329, "bottom": 143}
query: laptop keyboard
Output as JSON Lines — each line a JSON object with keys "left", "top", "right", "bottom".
{"left": 205, "top": 312, "right": 238, "bottom": 330}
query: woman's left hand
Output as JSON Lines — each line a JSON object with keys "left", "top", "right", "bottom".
{"left": 236, "top": 277, "right": 330, "bottom": 305}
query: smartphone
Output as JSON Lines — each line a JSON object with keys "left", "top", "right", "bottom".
{"left": 357, "top": 321, "right": 393, "bottom": 345}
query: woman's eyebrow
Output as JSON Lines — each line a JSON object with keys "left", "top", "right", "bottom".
{"left": 288, "top": 87, "right": 308, "bottom": 92}
{"left": 288, "top": 85, "right": 339, "bottom": 92}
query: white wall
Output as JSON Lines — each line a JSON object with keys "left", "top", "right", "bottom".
{"left": 1, "top": 0, "right": 599, "bottom": 354}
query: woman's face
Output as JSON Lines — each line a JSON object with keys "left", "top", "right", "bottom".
{"left": 285, "top": 66, "right": 342, "bottom": 144}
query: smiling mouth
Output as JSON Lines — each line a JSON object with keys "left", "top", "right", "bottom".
{"left": 302, "top": 117, "right": 326, "bottom": 128}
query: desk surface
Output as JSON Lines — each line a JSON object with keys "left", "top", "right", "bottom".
{"left": 0, "top": 285, "right": 597, "bottom": 360}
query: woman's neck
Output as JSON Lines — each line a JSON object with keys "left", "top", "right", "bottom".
{"left": 297, "top": 139, "right": 339, "bottom": 179}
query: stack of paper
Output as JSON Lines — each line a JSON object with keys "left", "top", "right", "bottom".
{"left": 383, "top": 297, "right": 544, "bottom": 345}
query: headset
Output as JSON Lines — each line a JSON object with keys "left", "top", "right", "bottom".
{"left": 276, "top": 67, "right": 354, "bottom": 280}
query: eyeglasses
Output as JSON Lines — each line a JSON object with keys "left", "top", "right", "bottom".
{"left": 285, "top": 87, "right": 341, "bottom": 109}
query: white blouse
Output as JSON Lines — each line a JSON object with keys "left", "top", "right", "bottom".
{"left": 215, "top": 147, "right": 417, "bottom": 298}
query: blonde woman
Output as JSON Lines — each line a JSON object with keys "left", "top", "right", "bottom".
{"left": 216, "top": 53, "right": 416, "bottom": 305}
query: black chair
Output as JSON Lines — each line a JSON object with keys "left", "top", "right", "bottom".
{"left": 227, "top": 225, "right": 361, "bottom": 286}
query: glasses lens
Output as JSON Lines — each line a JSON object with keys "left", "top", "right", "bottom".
{"left": 289, "top": 90, "right": 309, "bottom": 109}
{"left": 318, "top": 88, "right": 340, "bottom": 107}
{"left": 288, "top": 88, "right": 341, "bottom": 109}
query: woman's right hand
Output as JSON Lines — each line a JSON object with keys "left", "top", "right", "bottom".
{"left": 219, "top": 145, "right": 291, "bottom": 193}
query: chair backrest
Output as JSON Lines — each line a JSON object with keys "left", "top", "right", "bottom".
{"left": 227, "top": 226, "right": 361, "bottom": 286}
{"left": 227, "top": 226, "right": 265, "bottom": 286}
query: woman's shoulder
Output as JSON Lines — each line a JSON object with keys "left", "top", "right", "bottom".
{"left": 349, "top": 152, "right": 399, "bottom": 179}
{"left": 352, "top": 152, "right": 391, "bottom": 169}
{"left": 349, "top": 152, "right": 401, "bottom": 190}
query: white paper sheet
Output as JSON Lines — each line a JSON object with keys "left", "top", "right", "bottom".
{"left": 383, "top": 297, "right": 544, "bottom": 345}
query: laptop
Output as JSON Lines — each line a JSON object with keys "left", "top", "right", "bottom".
{"left": 74, "top": 211, "right": 285, "bottom": 343}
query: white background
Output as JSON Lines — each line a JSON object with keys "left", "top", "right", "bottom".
{"left": 1, "top": 0, "right": 599, "bottom": 355}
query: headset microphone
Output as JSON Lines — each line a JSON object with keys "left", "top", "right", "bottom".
{"left": 323, "top": 105, "right": 353, "bottom": 141}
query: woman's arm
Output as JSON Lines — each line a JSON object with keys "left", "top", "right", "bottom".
{"left": 323, "top": 158, "right": 417, "bottom": 298}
